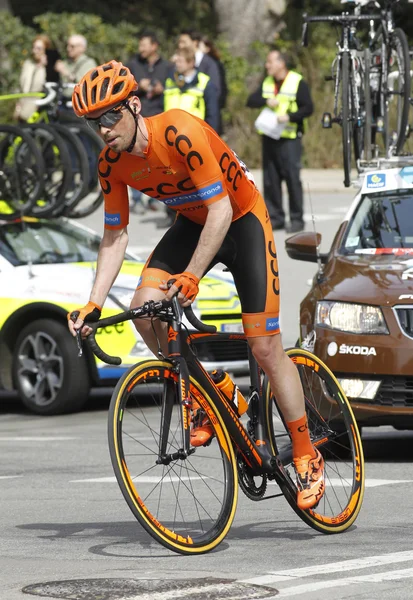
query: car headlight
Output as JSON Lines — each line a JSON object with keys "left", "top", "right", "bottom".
{"left": 316, "top": 301, "right": 389, "bottom": 334}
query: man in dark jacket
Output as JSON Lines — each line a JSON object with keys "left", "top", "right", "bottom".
{"left": 127, "top": 31, "right": 172, "bottom": 215}
{"left": 127, "top": 31, "right": 172, "bottom": 117}
{"left": 247, "top": 48, "right": 313, "bottom": 233}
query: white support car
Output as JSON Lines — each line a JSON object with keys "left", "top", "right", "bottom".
{"left": 0, "top": 218, "right": 247, "bottom": 415}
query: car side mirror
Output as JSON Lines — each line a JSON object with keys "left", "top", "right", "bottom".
{"left": 285, "top": 232, "right": 328, "bottom": 264}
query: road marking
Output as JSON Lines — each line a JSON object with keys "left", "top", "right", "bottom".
{"left": 0, "top": 437, "right": 77, "bottom": 441}
{"left": 70, "top": 475, "right": 208, "bottom": 483}
{"left": 0, "top": 475, "right": 24, "bottom": 480}
{"left": 275, "top": 567, "right": 413, "bottom": 596}
{"left": 242, "top": 550, "right": 413, "bottom": 585}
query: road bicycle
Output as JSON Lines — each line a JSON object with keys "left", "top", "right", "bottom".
{"left": 0, "top": 83, "right": 104, "bottom": 219}
{"left": 84, "top": 296, "right": 365, "bottom": 555}
{"left": 365, "top": 0, "right": 411, "bottom": 161}
{"left": 302, "top": 7, "right": 379, "bottom": 187}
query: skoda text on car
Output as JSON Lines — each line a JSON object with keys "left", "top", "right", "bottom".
{"left": 0, "top": 218, "right": 246, "bottom": 415}
{"left": 285, "top": 165, "right": 413, "bottom": 429}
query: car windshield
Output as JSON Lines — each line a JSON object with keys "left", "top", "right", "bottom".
{"left": 342, "top": 190, "right": 413, "bottom": 256}
{"left": 0, "top": 220, "right": 136, "bottom": 266}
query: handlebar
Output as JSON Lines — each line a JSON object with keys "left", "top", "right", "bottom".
{"left": 35, "top": 82, "right": 76, "bottom": 107}
{"left": 85, "top": 299, "right": 217, "bottom": 366}
{"left": 302, "top": 12, "right": 380, "bottom": 46}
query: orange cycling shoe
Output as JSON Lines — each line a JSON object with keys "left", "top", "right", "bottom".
{"left": 190, "top": 401, "right": 214, "bottom": 447}
{"left": 293, "top": 449, "right": 325, "bottom": 510}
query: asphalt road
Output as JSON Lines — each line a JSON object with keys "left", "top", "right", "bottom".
{"left": 3, "top": 183, "right": 413, "bottom": 598}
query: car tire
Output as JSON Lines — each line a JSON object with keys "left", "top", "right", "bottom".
{"left": 12, "top": 319, "right": 90, "bottom": 415}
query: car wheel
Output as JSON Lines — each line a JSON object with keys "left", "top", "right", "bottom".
{"left": 12, "top": 319, "right": 90, "bottom": 415}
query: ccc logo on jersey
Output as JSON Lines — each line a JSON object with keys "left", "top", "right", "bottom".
{"left": 164, "top": 126, "right": 203, "bottom": 171}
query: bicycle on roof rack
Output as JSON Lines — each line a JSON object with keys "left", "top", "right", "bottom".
{"left": 303, "top": 0, "right": 411, "bottom": 186}
{"left": 81, "top": 295, "right": 365, "bottom": 555}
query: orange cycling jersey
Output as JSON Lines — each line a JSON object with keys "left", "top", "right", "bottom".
{"left": 98, "top": 108, "right": 259, "bottom": 229}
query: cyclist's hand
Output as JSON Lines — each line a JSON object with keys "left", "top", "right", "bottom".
{"left": 67, "top": 301, "right": 101, "bottom": 338}
{"left": 160, "top": 272, "right": 200, "bottom": 307}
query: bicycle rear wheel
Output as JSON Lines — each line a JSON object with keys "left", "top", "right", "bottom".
{"left": 108, "top": 360, "right": 238, "bottom": 555}
{"left": 0, "top": 125, "right": 45, "bottom": 220}
{"left": 340, "top": 52, "right": 352, "bottom": 187}
{"left": 387, "top": 28, "right": 411, "bottom": 155}
{"left": 21, "top": 124, "right": 72, "bottom": 218}
{"left": 265, "top": 348, "right": 365, "bottom": 533}
{"left": 63, "top": 124, "right": 104, "bottom": 218}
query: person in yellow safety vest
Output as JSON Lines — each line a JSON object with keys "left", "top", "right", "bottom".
{"left": 164, "top": 47, "right": 220, "bottom": 134}
{"left": 247, "top": 48, "right": 314, "bottom": 234}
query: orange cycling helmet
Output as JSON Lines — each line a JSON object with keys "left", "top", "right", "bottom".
{"left": 72, "top": 60, "right": 138, "bottom": 117}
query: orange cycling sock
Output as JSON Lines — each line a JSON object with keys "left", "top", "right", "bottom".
{"left": 286, "top": 414, "right": 317, "bottom": 460}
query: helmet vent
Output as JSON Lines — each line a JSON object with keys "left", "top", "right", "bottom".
{"left": 91, "top": 85, "right": 97, "bottom": 104}
{"left": 120, "top": 68, "right": 127, "bottom": 77}
{"left": 90, "top": 69, "right": 99, "bottom": 81}
{"left": 102, "top": 63, "right": 112, "bottom": 72}
{"left": 82, "top": 80, "right": 88, "bottom": 104}
{"left": 113, "top": 81, "right": 125, "bottom": 95}
{"left": 100, "top": 77, "right": 110, "bottom": 100}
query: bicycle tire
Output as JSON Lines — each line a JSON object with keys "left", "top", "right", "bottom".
{"left": 0, "top": 124, "right": 45, "bottom": 221}
{"left": 363, "top": 48, "right": 372, "bottom": 161}
{"left": 340, "top": 52, "right": 352, "bottom": 187}
{"left": 50, "top": 123, "right": 89, "bottom": 215}
{"left": 265, "top": 348, "right": 365, "bottom": 534}
{"left": 20, "top": 123, "right": 72, "bottom": 218}
{"left": 108, "top": 359, "right": 238, "bottom": 555}
{"left": 354, "top": 48, "right": 372, "bottom": 163}
{"left": 388, "top": 28, "right": 411, "bottom": 155}
{"left": 63, "top": 124, "right": 105, "bottom": 218}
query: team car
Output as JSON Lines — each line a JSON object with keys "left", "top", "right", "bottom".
{"left": 286, "top": 164, "right": 413, "bottom": 430}
{"left": 0, "top": 218, "right": 246, "bottom": 415}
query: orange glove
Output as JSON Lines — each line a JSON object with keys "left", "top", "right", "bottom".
{"left": 168, "top": 271, "right": 200, "bottom": 301}
{"left": 68, "top": 301, "right": 102, "bottom": 324}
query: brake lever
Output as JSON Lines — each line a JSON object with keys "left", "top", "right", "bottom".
{"left": 76, "top": 330, "right": 83, "bottom": 357}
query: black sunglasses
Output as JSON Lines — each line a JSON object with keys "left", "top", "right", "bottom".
{"left": 85, "top": 100, "right": 130, "bottom": 131}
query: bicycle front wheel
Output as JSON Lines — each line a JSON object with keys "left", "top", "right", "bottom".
{"left": 108, "top": 360, "right": 238, "bottom": 555}
{"left": 340, "top": 52, "right": 352, "bottom": 187}
{"left": 265, "top": 348, "right": 365, "bottom": 534}
{"left": 387, "top": 28, "right": 411, "bottom": 155}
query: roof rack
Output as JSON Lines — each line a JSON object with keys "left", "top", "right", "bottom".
{"left": 357, "top": 155, "right": 413, "bottom": 173}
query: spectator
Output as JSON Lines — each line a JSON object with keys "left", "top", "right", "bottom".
{"left": 127, "top": 31, "right": 172, "bottom": 117}
{"left": 178, "top": 30, "right": 221, "bottom": 101}
{"left": 164, "top": 48, "right": 219, "bottom": 132}
{"left": 55, "top": 34, "right": 96, "bottom": 84}
{"left": 14, "top": 35, "right": 51, "bottom": 122}
{"left": 199, "top": 36, "right": 228, "bottom": 111}
{"left": 127, "top": 31, "right": 172, "bottom": 214}
{"left": 157, "top": 47, "right": 220, "bottom": 229}
{"left": 247, "top": 48, "right": 313, "bottom": 233}
{"left": 199, "top": 36, "right": 228, "bottom": 135}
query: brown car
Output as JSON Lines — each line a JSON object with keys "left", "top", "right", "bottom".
{"left": 286, "top": 167, "right": 413, "bottom": 429}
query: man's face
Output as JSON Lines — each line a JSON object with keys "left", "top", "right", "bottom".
{"left": 265, "top": 51, "right": 286, "bottom": 79}
{"left": 67, "top": 37, "right": 84, "bottom": 60}
{"left": 88, "top": 100, "right": 137, "bottom": 153}
{"left": 178, "top": 34, "right": 193, "bottom": 50}
{"left": 139, "top": 37, "right": 157, "bottom": 59}
{"left": 175, "top": 55, "right": 193, "bottom": 75}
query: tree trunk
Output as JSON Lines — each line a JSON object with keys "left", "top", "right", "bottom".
{"left": 0, "top": 0, "right": 12, "bottom": 12}
{"left": 215, "top": 0, "right": 286, "bottom": 56}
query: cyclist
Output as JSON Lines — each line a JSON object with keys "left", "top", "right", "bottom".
{"left": 67, "top": 60, "right": 324, "bottom": 510}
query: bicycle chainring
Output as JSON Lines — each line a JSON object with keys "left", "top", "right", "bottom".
{"left": 237, "top": 455, "right": 267, "bottom": 500}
